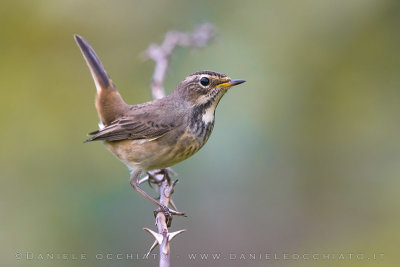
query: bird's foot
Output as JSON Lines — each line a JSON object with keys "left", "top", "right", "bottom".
{"left": 154, "top": 204, "right": 185, "bottom": 227}
{"left": 145, "top": 168, "right": 172, "bottom": 187}
{"left": 144, "top": 168, "right": 174, "bottom": 188}
{"left": 137, "top": 168, "right": 185, "bottom": 227}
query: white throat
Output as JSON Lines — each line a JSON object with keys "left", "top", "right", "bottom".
{"left": 198, "top": 88, "right": 227, "bottom": 124}
{"left": 202, "top": 104, "right": 216, "bottom": 124}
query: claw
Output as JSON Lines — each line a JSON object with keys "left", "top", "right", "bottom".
{"left": 154, "top": 205, "right": 173, "bottom": 227}
{"left": 153, "top": 204, "right": 186, "bottom": 227}
{"left": 146, "top": 171, "right": 161, "bottom": 189}
{"left": 159, "top": 169, "right": 171, "bottom": 184}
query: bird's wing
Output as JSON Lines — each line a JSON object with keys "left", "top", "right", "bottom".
{"left": 85, "top": 117, "right": 177, "bottom": 142}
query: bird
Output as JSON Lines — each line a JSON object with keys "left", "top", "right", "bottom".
{"left": 74, "top": 34, "right": 245, "bottom": 215}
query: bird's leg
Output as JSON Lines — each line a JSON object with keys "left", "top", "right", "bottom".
{"left": 129, "top": 170, "right": 185, "bottom": 219}
{"left": 152, "top": 169, "right": 185, "bottom": 227}
{"left": 145, "top": 169, "right": 181, "bottom": 212}
{"left": 130, "top": 170, "right": 162, "bottom": 207}
{"left": 131, "top": 170, "right": 174, "bottom": 225}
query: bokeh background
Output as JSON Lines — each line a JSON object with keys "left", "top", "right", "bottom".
{"left": 1, "top": 0, "right": 400, "bottom": 266}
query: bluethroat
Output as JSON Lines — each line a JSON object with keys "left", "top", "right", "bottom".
{"left": 75, "top": 35, "right": 245, "bottom": 215}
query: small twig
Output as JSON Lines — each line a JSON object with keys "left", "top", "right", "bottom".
{"left": 146, "top": 23, "right": 217, "bottom": 99}
{"left": 143, "top": 24, "right": 216, "bottom": 267}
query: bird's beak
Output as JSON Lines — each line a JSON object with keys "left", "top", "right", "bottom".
{"left": 217, "top": 79, "right": 246, "bottom": 88}
{"left": 229, "top": 79, "right": 246, "bottom": 86}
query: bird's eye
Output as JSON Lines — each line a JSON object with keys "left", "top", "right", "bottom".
{"left": 200, "top": 77, "right": 210, "bottom": 86}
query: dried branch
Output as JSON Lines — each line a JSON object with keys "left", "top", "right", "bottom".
{"left": 146, "top": 23, "right": 217, "bottom": 99}
{"left": 142, "top": 24, "right": 217, "bottom": 267}
{"left": 142, "top": 171, "right": 185, "bottom": 267}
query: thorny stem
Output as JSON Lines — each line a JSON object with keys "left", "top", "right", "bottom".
{"left": 143, "top": 24, "right": 216, "bottom": 267}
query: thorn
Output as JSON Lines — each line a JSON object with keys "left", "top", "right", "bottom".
{"left": 169, "top": 198, "right": 178, "bottom": 211}
{"left": 168, "top": 229, "right": 186, "bottom": 241}
{"left": 143, "top": 228, "right": 163, "bottom": 244}
{"left": 145, "top": 240, "right": 159, "bottom": 258}
{"left": 170, "top": 179, "right": 179, "bottom": 194}
{"left": 161, "top": 229, "right": 185, "bottom": 255}
{"left": 143, "top": 228, "right": 186, "bottom": 256}
{"left": 172, "top": 179, "right": 179, "bottom": 188}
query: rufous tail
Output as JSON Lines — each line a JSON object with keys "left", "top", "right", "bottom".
{"left": 74, "top": 34, "right": 128, "bottom": 125}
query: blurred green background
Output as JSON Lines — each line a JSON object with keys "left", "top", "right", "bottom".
{"left": 1, "top": 0, "right": 400, "bottom": 266}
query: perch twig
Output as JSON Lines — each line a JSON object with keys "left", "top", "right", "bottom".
{"left": 142, "top": 23, "right": 216, "bottom": 267}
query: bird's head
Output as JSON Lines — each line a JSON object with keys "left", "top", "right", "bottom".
{"left": 173, "top": 71, "right": 245, "bottom": 107}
